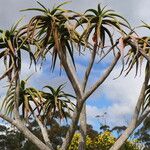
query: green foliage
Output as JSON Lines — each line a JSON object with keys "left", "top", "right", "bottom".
{"left": 1, "top": 80, "right": 43, "bottom": 117}
{"left": 0, "top": 21, "right": 35, "bottom": 81}
{"left": 78, "top": 4, "right": 130, "bottom": 48}
{"left": 0, "top": 1, "right": 150, "bottom": 150}
{"left": 1, "top": 79, "right": 75, "bottom": 121}
{"left": 69, "top": 131, "right": 139, "bottom": 150}
{"left": 0, "top": 125, "right": 24, "bottom": 150}
{"left": 40, "top": 84, "right": 75, "bottom": 121}
{"left": 21, "top": 1, "right": 81, "bottom": 70}
{"left": 134, "top": 115, "right": 150, "bottom": 150}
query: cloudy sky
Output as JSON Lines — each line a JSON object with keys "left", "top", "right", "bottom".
{"left": 0, "top": 0, "right": 150, "bottom": 130}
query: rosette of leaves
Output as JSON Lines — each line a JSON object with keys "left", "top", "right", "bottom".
{"left": 40, "top": 84, "right": 75, "bottom": 121}
{"left": 0, "top": 21, "right": 35, "bottom": 81}
{"left": 1, "top": 80, "right": 42, "bottom": 119}
{"left": 20, "top": 1, "right": 82, "bottom": 70}
{"left": 124, "top": 23, "right": 150, "bottom": 76}
{"left": 76, "top": 4, "right": 131, "bottom": 56}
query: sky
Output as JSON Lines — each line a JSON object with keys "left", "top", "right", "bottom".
{"left": 0, "top": 0, "right": 150, "bottom": 131}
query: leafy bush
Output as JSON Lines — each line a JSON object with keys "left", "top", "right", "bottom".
{"left": 69, "top": 131, "right": 139, "bottom": 150}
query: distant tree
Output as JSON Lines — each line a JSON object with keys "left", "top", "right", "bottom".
{"left": 86, "top": 124, "right": 98, "bottom": 139}
{"left": 69, "top": 130, "right": 139, "bottom": 150}
{"left": 100, "top": 124, "right": 110, "bottom": 132}
{"left": 111, "top": 126, "right": 127, "bottom": 137}
{"left": 0, "top": 120, "right": 69, "bottom": 150}
{"left": 134, "top": 115, "right": 150, "bottom": 150}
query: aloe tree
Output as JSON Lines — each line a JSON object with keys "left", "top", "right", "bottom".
{"left": 1, "top": 1, "right": 150, "bottom": 150}
{"left": 0, "top": 23, "right": 53, "bottom": 150}
{"left": 1, "top": 80, "right": 42, "bottom": 118}
{"left": 2, "top": 80, "right": 75, "bottom": 120}
{"left": 75, "top": 4, "right": 130, "bottom": 149}
{"left": 1, "top": 75, "right": 75, "bottom": 149}
{"left": 1, "top": 2, "right": 129, "bottom": 150}
{"left": 18, "top": 2, "right": 131, "bottom": 150}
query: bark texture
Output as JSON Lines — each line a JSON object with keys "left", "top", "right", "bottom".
{"left": 109, "top": 62, "right": 150, "bottom": 150}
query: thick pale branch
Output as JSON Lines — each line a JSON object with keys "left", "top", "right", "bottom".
{"left": 61, "top": 100, "right": 83, "bottom": 150}
{"left": 61, "top": 53, "right": 120, "bottom": 150}
{"left": 109, "top": 63, "right": 150, "bottom": 150}
{"left": 79, "top": 44, "right": 97, "bottom": 150}
{"left": 54, "top": 29, "right": 83, "bottom": 98}
{"left": 82, "top": 44, "right": 97, "bottom": 92}
{"left": 60, "top": 51, "right": 83, "bottom": 97}
{"left": 83, "top": 52, "right": 120, "bottom": 101}
{"left": 35, "top": 116, "right": 54, "bottom": 150}
{"left": 0, "top": 113, "right": 15, "bottom": 126}
{"left": 137, "top": 109, "right": 150, "bottom": 127}
{"left": 99, "top": 40, "right": 119, "bottom": 62}
{"left": 0, "top": 113, "right": 51, "bottom": 150}
{"left": 15, "top": 120, "right": 52, "bottom": 150}
{"left": 14, "top": 76, "right": 21, "bottom": 120}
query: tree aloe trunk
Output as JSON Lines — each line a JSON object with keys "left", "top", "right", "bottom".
{"left": 110, "top": 62, "right": 150, "bottom": 150}
{"left": 13, "top": 73, "right": 53, "bottom": 150}
{"left": 79, "top": 104, "right": 87, "bottom": 150}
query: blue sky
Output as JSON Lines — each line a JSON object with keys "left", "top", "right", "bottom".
{"left": 0, "top": 0, "right": 150, "bottom": 131}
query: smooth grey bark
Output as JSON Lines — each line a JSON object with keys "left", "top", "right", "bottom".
{"left": 78, "top": 52, "right": 120, "bottom": 150}
{"left": 78, "top": 104, "right": 87, "bottom": 150}
{"left": 53, "top": 29, "right": 84, "bottom": 149}
{"left": 0, "top": 113, "right": 51, "bottom": 150}
{"left": 14, "top": 76, "right": 21, "bottom": 120}
{"left": 14, "top": 120, "right": 52, "bottom": 150}
{"left": 12, "top": 74, "right": 53, "bottom": 150}
{"left": 61, "top": 53, "right": 120, "bottom": 150}
{"left": 109, "top": 62, "right": 150, "bottom": 150}
{"left": 35, "top": 116, "right": 54, "bottom": 150}
{"left": 61, "top": 100, "right": 84, "bottom": 150}
{"left": 53, "top": 28, "right": 83, "bottom": 98}
{"left": 83, "top": 52, "right": 121, "bottom": 101}
{"left": 78, "top": 43, "right": 97, "bottom": 150}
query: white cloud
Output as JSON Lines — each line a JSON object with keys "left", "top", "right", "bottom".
{"left": 136, "top": 0, "right": 150, "bottom": 22}
{"left": 102, "top": 64, "right": 145, "bottom": 105}
{"left": 87, "top": 103, "right": 132, "bottom": 130}
{"left": 86, "top": 62, "right": 146, "bottom": 129}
